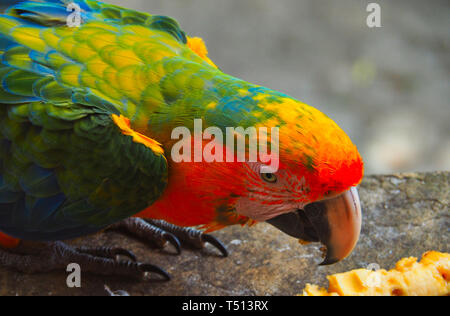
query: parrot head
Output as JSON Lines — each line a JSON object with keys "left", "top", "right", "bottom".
{"left": 141, "top": 94, "right": 364, "bottom": 265}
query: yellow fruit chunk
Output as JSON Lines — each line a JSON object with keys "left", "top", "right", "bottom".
{"left": 301, "top": 251, "right": 449, "bottom": 296}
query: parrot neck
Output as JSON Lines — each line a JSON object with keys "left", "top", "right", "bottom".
{"left": 136, "top": 160, "right": 253, "bottom": 231}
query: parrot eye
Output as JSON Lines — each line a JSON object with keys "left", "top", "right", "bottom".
{"left": 261, "top": 173, "right": 277, "bottom": 183}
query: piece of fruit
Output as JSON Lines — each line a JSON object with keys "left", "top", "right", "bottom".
{"left": 301, "top": 251, "right": 449, "bottom": 296}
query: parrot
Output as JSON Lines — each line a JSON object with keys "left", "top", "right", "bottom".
{"left": 0, "top": 0, "right": 364, "bottom": 280}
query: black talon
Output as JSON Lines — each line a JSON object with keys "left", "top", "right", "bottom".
{"left": 108, "top": 218, "right": 183, "bottom": 254}
{"left": 139, "top": 263, "right": 171, "bottom": 281}
{"left": 201, "top": 234, "right": 229, "bottom": 257}
{"left": 144, "top": 219, "right": 229, "bottom": 257}
{"left": 163, "top": 233, "right": 182, "bottom": 255}
{"left": 112, "top": 248, "right": 137, "bottom": 262}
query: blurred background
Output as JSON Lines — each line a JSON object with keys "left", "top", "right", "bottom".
{"left": 110, "top": 0, "right": 450, "bottom": 174}
{"left": 3, "top": 0, "right": 450, "bottom": 174}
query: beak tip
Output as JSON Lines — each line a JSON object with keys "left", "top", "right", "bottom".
{"left": 318, "top": 186, "right": 362, "bottom": 266}
{"left": 319, "top": 256, "right": 340, "bottom": 266}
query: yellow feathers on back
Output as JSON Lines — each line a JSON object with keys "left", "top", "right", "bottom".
{"left": 187, "top": 36, "right": 218, "bottom": 69}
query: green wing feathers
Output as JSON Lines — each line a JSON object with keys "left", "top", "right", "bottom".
{"left": 0, "top": 1, "right": 172, "bottom": 240}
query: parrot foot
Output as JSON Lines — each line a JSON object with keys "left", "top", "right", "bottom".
{"left": 108, "top": 218, "right": 182, "bottom": 254}
{"left": 109, "top": 218, "right": 228, "bottom": 257}
{"left": 146, "top": 219, "right": 229, "bottom": 257}
{"left": 0, "top": 241, "right": 170, "bottom": 280}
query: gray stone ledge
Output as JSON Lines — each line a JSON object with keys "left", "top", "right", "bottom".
{"left": 0, "top": 172, "right": 448, "bottom": 295}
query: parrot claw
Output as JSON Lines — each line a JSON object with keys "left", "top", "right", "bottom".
{"left": 110, "top": 218, "right": 228, "bottom": 257}
{"left": 201, "top": 234, "right": 229, "bottom": 257}
{"left": 146, "top": 219, "right": 229, "bottom": 257}
{"left": 108, "top": 218, "right": 182, "bottom": 254}
{"left": 163, "top": 233, "right": 182, "bottom": 255}
{"left": 138, "top": 263, "right": 171, "bottom": 281}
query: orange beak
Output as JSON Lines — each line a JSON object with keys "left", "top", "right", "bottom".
{"left": 267, "top": 187, "right": 362, "bottom": 265}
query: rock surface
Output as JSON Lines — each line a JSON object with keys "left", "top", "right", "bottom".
{"left": 0, "top": 172, "right": 448, "bottom": 296}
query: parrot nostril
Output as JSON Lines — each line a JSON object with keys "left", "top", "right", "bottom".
{"left": 320, "top": 190, "right": 344, "bottom": 201}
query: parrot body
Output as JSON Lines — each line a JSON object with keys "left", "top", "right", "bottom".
{"left": 0, "top": 0, "right": 363, "bottom": 268}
